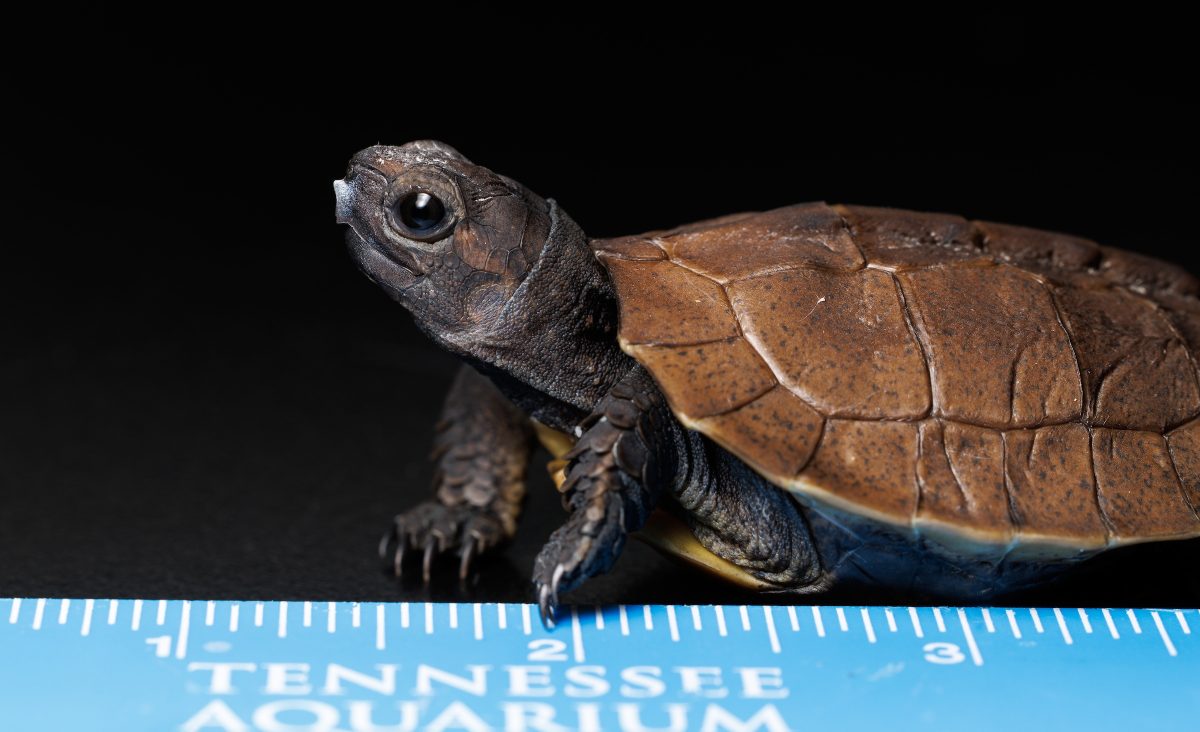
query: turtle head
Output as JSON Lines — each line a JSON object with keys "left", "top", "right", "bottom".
{"left": 335, "top": 140, "right": 552, "bottom": 333}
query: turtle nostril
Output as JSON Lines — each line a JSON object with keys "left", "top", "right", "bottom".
{"left": 334, "top": 179, "right": 354, "bottom": 223}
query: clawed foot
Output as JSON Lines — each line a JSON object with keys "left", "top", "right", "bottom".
{"left": 532, "top": 491, "right": 627, "bottom": 627}
{"left": 379, "top": 502, "right": 508, "bottom": 582}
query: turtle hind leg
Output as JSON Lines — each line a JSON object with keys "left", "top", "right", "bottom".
{"left": 380, "top": 365, "right": 534, "bottom": 582}
{"left": 671, "top": 433, "right": 829, "bottom": 591}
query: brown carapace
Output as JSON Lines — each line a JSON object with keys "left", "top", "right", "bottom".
{"left": 596, "top": 202, "right": 1200, "bottom": 559}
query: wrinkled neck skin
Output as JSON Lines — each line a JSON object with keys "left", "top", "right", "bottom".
{"left": 422, "top": 202, "right": 636, "bottom": 431}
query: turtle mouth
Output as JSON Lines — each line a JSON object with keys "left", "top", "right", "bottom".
{"left": 345, "top": 227, "right": 425, "bottom": 291}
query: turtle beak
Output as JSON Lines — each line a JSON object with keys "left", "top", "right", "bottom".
{"left": 333, "top": 179, "right": 353, "bottom": 224}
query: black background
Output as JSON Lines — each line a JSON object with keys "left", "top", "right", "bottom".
{"left": 4, "top": 10, "right": 1199, "bottom": 608}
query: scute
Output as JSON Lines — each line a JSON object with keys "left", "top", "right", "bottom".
{"left": 593, "top": 202, "right": 1200, "bottom": 554}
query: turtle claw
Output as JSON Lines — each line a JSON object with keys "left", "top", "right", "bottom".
{"left": 458, "top": 536, "right": 479, "bottom": 581}
{"left": 422, "top": 535, "right": 439, "bottom": 584}
{"left": 380, "top": 501, "right": 509, "bottom": 583}
{"left": 537, "top": 581, "right": 558, "bottom": 629}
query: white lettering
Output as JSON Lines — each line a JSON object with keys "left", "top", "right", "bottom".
{"left": 616, "top": 702, "right": 688, "bottom": 732}
{"left": 251, "top": 699, "right": 339, "bottom": 732}
{"left": 263, "top": 663, "right": 312, "bottom": 695}
{"left": 347, "top": 700, "right": 419, "bottom": 731}
{"left": 575, "top": 703, "right": 602, "bottom": 732}
{"left": 735, "top": 668, "right": 788, "bottom": 699}
{"left": 502, "top": 702, "right": 569, "bottom": 732}
{"left": 619, "top": 666, "right": 665, "bottom": 698}
{"left": 699, "top": 703, "right": 789, "bottom": 732}
{"left": 674, "top": 667, "right": 728, "bottom": 698}
{"left": 564, "top": 666, "right": 609, "bottom": 698}
{"left": 322, "top": 664, "right": 398, "bottom": 695}
{"left": 424, "top": 700, "right": 493, "bottom": 732}
{"left": 504, "top": 665, "right": 555, "bottom": 697}
{"left": 180, "top": 700, "right": 250, "bottom": 732}
{"left": 187, "top": 662, "right": 258, "bottom": 694}
{"left": 415, "top": 665, "right": 491, "bottom": 697}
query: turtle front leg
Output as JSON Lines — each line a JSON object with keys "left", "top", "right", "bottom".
{"left": 380, "top": 364, "right": 534, "bottom": 582}
{"left": 533, "top": 366, "right": 673, "bottom": 625}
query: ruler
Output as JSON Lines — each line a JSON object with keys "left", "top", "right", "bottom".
{"left": 2, "top": 598, "right": 1196, "bottom": 731}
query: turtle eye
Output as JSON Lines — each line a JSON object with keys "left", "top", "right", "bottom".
{"left": 391, "top": 191, "right": 451, "bottom": 239}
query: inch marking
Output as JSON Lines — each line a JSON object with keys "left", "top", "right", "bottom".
{"left": 522, "top": 604, "right": 532, "bottom": 635}
{"left": 473, "top": 603, "right": 483, "bottom": 641}
{"left": 157, "top": 600, "right": 167, "bottom": 626}
{"left": 8, "top": 598, "right": 19, "bottom": 624}
{"left": 1077, "top": 608, "right": 1093, "bottom": 634}
{"left": 424, "top": 603, "right": 433, "bottom": 635}
{"left": 861, "top": 608, "right": 876, "bottom": 644}
{"left": 376, "top": 604, "right": 386, "bottom": 650}
{"left": 278, "top": 602, "right": 288, "bottom": 638}
{"left": 908, "top": 607, "right": 924, "bottom": 638}
{"left": 1175, "top": 610, "right": 1191, "bottom": 635}
{"left": 643, "top": 605, "right": 654, "bottom": 631}
{"left": 595, "top": 606, "right": 605, "bottom": 631}
{"left": 401, "top": 603, "right": 410, "bottom": 629}
{"left": 81, "top": 599, "right": 94, "bottom": 637}
{"left": 1006, "top": 609, "right": 1021, "bottom": 639}
{"left": 740, "top": 606, "right": 751, "bottom": 631}
{"left": 254, "top": 602, "right": 264, "bottom": 628}
{"left": 787, "top": 606, "right": 800, "bottom": 632}
{"left": 33, "top": 598, "right": 46, "bottom": 630}
{"left": 716, "top": 607, "right": 728, "bottom": 637}
{"left": 690, "top": 605, "right": 701, "bottom": 632}
{"left": 812, "top": 606, "right": 826, "bottom": 637}
{"left": 570, "top": 607, "right": 586, "bottom": 662}
{"left": 1102, "top": 608, "right": 1120, "bottom": 639}
{"left": 327, "top": 602, "right": 336, "bottom": 634}
{"left": 618, "top": 605, "right": 629, "bottom": 636}
{"left": 448, "top": 603, "right": 457, "bottom": 629}
{"left": 835, "top": 607, "right": 848, "bottom": 632}
{"left": 1029, "top": 608, "right": 1044, "bottom": 634}
{"left": 497, "top": 603, "right": 507, "bottom": 630}
{"left": 885, "top": 608, "right": 897, "bottom": 633}
{"left": 107, "top": 599, "right": 118, "bottom": 626}
{"left": 229, "top": 604, "right": 239, "bottom": 633}
{"left": 352, "top": 603, "right": 362, "bottom": 629}
{"left": 175, "top": 601, "right": 191, "bottom": 659}
{"left": 58, "top": 599, "right": 70, "bottom": 625}
{"left": 957, "top": 608, "right": 984, "bottom": 666}
{"left": 1126, "top": 609, "right": 1142, "bottom": 634}
{"left": 1053, "top": 607, "right": 1073, "bottom": 645}
{"left": 982, "top": 608, "right": 995, "bottom": 633}
{"left": 667, "top": 606, "right": 680, "bottom": 642}
{"left": 932, "top": 607, "right": 946, "bottom": 633}
{"left": 1151, "top": 611, "right": 1178, "bottom": 657}
{"left": 303, "top": 602, "right": 312, "bottom": 628}
{"left": 764, "top": 606, "right": 781, "bottom": 654}
{"left": 131, "top": 600, "right": 143, "bottom": 631}
{"left": 205, "top": 601, "right": 215, "bottom": 627}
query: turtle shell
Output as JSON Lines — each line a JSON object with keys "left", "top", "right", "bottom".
{"left": 593, "top": 202, "right": 1200, "bottom": 557}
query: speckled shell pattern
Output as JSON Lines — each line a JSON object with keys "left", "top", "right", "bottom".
{"left": 593, "top": 203, "right": 1200, "bottom": 557}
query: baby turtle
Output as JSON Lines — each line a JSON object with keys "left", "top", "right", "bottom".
{"left": 335, "top": 141, "right": 1200, "bottom": 625}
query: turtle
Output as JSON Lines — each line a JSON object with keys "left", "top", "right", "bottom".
{"left": 334, "top": 140, "right": 1200, "bottom": 625}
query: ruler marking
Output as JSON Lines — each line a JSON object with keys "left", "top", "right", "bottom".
{"left": 812, "top": 606, "right": 826, "bottom": 637}
{"left": 1102, "top": 608, "right": 1120, "bottom": 639}
{"left": 58, "top": 599, "right": 70, "bottom": 625}
{"left": 81, "top": 599, "right": 94, "bottom": 637}
{"left": 401, "top": 602, "right": 410, "bottom": 629}
{"left": 205, "top": 601, "right": 215, "bottom": 627}
{"left": 303, "top": 602, "right": 312, "bottom": 628}
{"left": 690, "top": 605, "right": 702, "bottom": 632}
{"left": 596, "top": 606, "right": 605, "bottom": 631}
{"left": 1029, "top": 608, "right": 1044, "bottom": 634}
{"left": 1006, "top": 609, "right": 1021, "bottom": 639}
{"left": 1152, "top": 611, "right": 1178, "bottom": 657}
{"left": 425, "top": 603, "right": 433, "bottom": 634}
{"left": 885, "top": 607, "right": 897, "bottom": 633}
{"left": 522, "top": 604, "right": 532, "bottom": 635}
{"left": 1126, "top": 609, "right": 1142, "bottom": 634}
{"left": 327, "top": 602, "right": 336, "bottom": 634}
{"left": 473, "top": 603, "right": 483, "bottom": 641}
{"left": 667, "top": 605, "right": 680, "bottom": 641}
{"left": 1174, "top": 610, "right": 1191, "bottom": 635}
{"left": 1053, "top": 607, "right": 1073, "bottom": 645}
{"left": 981, "top": 608, "right": 995, "bottom": 633}
{"left": 861, "top": 608, "right": 876, "bottom": 644}
{"left": 932, "top": 607, "right": 946, "bottom": 633}
{"left": 908, "top": 607, "right": 923, "bottom": 638}
{"left": 278, "top": 602, "right": 288, "bottom": 638}
{"left": 764, "top": 606, "right": 781, "bottom": 653}
{"left": 448, "top": 603, "right": 457, "bottom": 629}
{"left": 131, "top": 599, "right": 142, "bottom": 631}
{"left": 254, "top": 602, "right": 264, "bottom": 628}
{"left": 229, "top": 604, "right": 239, "bottom": 633}
{"left": 376, "top": 604, "right": 387, "bottom": 650}
{"left": 353, "top": 603, "right": 362, "bottom": 628}
{"left": 957, "top": 608, "right": 984, "bottom": 666}
{"left": 643, "top": 605, "right": 653, "bottom": 631}
{"left": 1077, "top": 608, "right": 1093, "bottom": 634}
{"left": 157, "top": 600, "right": 167, "bottom": 626}
{"left": 497, "top": 603, "right": 507, "bottom": 630}
{"left": 739, "top": 605, "right": 751, "bottom": 631}
{"left": 33, "top": 598, "right": 46, "bottom": 630}
{"left": 618, "top": 605, "right": 629, "bottom": 636}
{"left": 836, "top": 607, "right": 848, "bottom": 632}
{"left": 787, "top": 605, "right": 799, "bottom": 632}
{"left": 571, "top": 607, "right": 586, "bottom": 662}
{"left": 175, "top": 601, "right": 191, "bottom": 659}
{"left": 716, "top": 606, "right": 728, "bottom": 637}
{"left": 8, "top": 598, "right": 20, "bottom": 624}
{"left": 107, "top": 599, "right": 118, "bottom": 626}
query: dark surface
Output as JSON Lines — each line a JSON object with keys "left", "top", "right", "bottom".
{"left": 3, "top": 11, "right": 1199, "bottom": 608}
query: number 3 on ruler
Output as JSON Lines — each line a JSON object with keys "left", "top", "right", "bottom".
{"left": 527, "top": 639, "right": 568, "bottom": 662}
{"left": 923, "top": 642, "right": 966, "bottom": 665}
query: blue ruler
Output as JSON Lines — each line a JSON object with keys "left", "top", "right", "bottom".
{"left": 1, "top": 598, "right": 1197, "bottom": 730}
